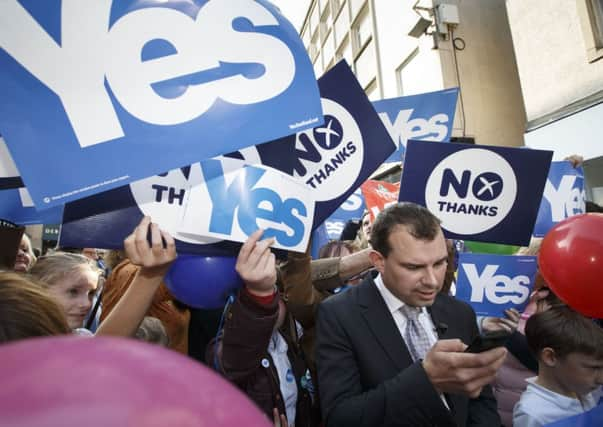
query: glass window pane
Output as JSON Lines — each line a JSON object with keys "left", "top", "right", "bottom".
{"left": 311, "top": 5, "right": 320, "bottom": 36}
{"left": 590, "top": 0, "right": 603, "bottom": 46}
{"left": 334, "top": 3, "right": 350, "bottom": 47}
{"left": 337, "top": 38, "right": 353, "bottom": 68}
{"left": 354, "top": 40, "right": 375, "bottom": 88}
{"left": 302, "top": 28, "right": 311, "bottom": 48}
{"left": 323, "top": 30, "right": 335, "bottom": 64}
{"left": 350, "top": 0, "right": 365, "bottom": 20}
{"left": 314, "top": 53, "right": 324, "bottom": 78}
{"left": 353, "top": 8, "right": 371, "bottom": 51}
{"left": 365, "top": 80, "right": 379, "bottom": 101}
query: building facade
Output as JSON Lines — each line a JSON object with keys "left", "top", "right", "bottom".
{"left": 506, "top": 0, "right": 603, "bottom": 203}
{"left": 300, "top": 0, "right": 527, "bottom": 152}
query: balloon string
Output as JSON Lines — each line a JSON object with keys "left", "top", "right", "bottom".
{"left": 213, "top": 293, "right": 236, "bottom": 372}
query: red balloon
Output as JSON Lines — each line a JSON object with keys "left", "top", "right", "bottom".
{"left": 0, "top": 336, "right": 270, "bottom": 427}
{"left": 539, "top": 213, "right": 603, "bottom": 318}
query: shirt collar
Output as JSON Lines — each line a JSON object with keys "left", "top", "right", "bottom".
{"left": 525, "top": 377, "right": 592, "bottom": 410}
{"left": 374, "top": 273, "right": 428, "bottom": 317}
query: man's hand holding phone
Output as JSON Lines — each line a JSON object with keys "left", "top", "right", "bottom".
{"left": 423, "top": 339, "right": 507, "bottom": 398}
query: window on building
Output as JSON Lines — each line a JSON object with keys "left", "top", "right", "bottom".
{"left": 302, "top": 28, "right": 311, "bottom": 48}
{"left": 395, "top": 48, "right": 419, "bottom": 95}
{"left": 337, "top": 38, "right": 354, "bottom": 69}
{"left": 334, "top": 2, "right": 350, "bottom": 48}
{"left": 311, "top": 30, "right": 320, "bottom": 60}
{"left": 332, "top": 0, "right": 344, "bottom": 16}
{"left": 354, "top": 40, "right": 376, "bottom": 88}
{"left": 319, "top": 0, "right": 330, "bottom": 15}
{"left": 578, "top": 0, "right": 603, "bottom": 61}
{"left": 350, "top": 0, "right": 365, "bottom": 21}
{"left": 323, "top": 29, "right": 336, "bottom": 64}
{"left": 320, "top": 2, "right": 332, "bottom": 41}
{"left": 310, "top": 4, "right": 320, "bottom": 37}
{"left": 351, "top": 7, "right": 371, "bottom": 52}
{"left": 589, "top": 0, "right": 603, "bottom": 45}
{"left": 365, "top": 79, "right": 380, "bottom": 101}
{"left": 313, "top": 53, "right": 324, "bottom": 78}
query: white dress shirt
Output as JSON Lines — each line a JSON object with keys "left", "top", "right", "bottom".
{"left": 374, "top": 274, "right": 439, "bottom": 347}
{"left": 374, "top": 273, "right": 449, "bottom": 408}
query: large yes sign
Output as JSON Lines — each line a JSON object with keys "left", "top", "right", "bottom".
{"left": 0, "top": 0, "right": 321, "bottom": 208}
{"left": 455, "top": 253, "right": 537, "bottom": 317}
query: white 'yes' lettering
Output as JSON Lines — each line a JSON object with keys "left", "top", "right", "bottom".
{"left": 543, "top": 175, "right": 585, "bottom": 221}
{"left": 0, "top": 0, "right": 295, "bottom": 147}
{"left": 462, "top": 263, "right": 530, "bottom": 305}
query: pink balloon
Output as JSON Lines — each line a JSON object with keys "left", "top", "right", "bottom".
{"left": 0, "top": 336, "right": 270, "bottom": 427}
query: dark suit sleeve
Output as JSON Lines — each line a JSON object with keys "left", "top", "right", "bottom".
{"left": 316, "top": 301, "right": 454, "bottom": 427}
{"left": 463, "top": 304, "right": 503, "bottom": 427}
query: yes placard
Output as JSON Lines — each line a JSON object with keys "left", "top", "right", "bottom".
{"left": 61, "top": 157, "right": 314, "bottom": 253}
{"left": 373, "top": 88, "right": 458, "bottom": 163}
{"left": 455, "top": 253, "right": 537, "bottom": 317}
{"left": 179, "top": 158, "right": 314, "bottom": 252}
{"left": 533, "top": 161, "right": 585, "bottom": 237}
{"left": 0, "top": 0, "right": 322, "bottom": 208}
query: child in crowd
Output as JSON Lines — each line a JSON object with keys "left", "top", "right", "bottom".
{"left": 513, "top": 305, "right": 603, "bottom": 427}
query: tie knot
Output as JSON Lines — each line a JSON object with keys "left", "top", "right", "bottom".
{"left": 400, "top": 305, "right": 421, "bottom": 321}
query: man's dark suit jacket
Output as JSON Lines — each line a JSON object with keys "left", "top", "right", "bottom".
{"left": 316, "top": 276, "right": 501, "bottom": 427}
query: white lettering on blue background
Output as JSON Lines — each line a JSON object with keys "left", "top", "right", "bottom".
{"left": 379, "top": 109, "right": 449, "bottom": 149}
{"left": 0, "top": 0, "right": 295, "bottom": 148}
{"left": 462, "top": 263, "right": 530, "bottom": 305}
{"left": 543, "top": 175, "right": 585, "bottom": 221}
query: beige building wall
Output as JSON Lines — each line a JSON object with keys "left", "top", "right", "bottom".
{"left": 506, "top": 0, "right": 603, "bottom": 121}
{"left": 435, "top": 0, "right": 526, "bottom": 147}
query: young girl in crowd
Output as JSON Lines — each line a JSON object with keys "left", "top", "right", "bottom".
{"left": 0, "top": 216, "right": 176, "bottom": 342}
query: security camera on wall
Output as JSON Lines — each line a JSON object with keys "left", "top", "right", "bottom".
{"left": 408, "top": 16, "right": 432, "bottom": 38}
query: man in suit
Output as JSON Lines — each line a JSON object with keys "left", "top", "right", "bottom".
{"left": 316, "top": 203, "right": 506, "bottom": 426}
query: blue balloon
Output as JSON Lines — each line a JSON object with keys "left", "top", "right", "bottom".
{"left": 165, "top": 255, "right": 243, "bottom": 309}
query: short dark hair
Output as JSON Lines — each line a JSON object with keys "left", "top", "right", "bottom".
{"left": 525, "top": 305, "right": 603, "bottom": 360}
{"left": 369, "top": 203, "right": 442, "bottom": 257}
{"left": 318, "top": 240, "right": 359, "bottom": 259}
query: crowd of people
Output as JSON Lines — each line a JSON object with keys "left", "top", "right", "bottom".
{"left": 1, "top": 199, "right": 602, "bottom": 427}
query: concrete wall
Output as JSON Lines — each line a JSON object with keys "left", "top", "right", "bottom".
{"left": 506, "top": 0, "right": 603, "bottom": 121}
{"left": 436, "top": 0, "right": 526, "bottom": 146}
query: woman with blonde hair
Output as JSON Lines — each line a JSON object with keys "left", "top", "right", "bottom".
{"left": 30, "top": 252, "right": 101, "bottom": 331}
{"left": 2, "top": 217, "right": 177, "bottom": 341}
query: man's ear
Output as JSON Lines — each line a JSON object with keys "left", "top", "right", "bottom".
{"left": 540, "top": 347, "right": 558, "bottom": 367}
{"left": 369, "top": 250, "right": 385, "bottom": 274}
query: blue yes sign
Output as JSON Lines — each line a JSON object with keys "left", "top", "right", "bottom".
{"left": 533, "top": 161, "right": 585, "bottom": 237}
{"left": 373, "top": 88, "right": 458, "bottom": 163}
{"left": 455, "top": 253, "right": 537, "bottom": 317}
{"left": 61, "top": 157, "right": 314, "bottom": 253}
{"left": 0, "top": 0, "right": 321, "bottom": 208}
{"left": 180, "top": 158, "right": 313, "bottom": 251}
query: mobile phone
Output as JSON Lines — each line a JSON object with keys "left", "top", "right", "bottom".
{"left": 465, "top": 330, "right": 512, "bottom": 353}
